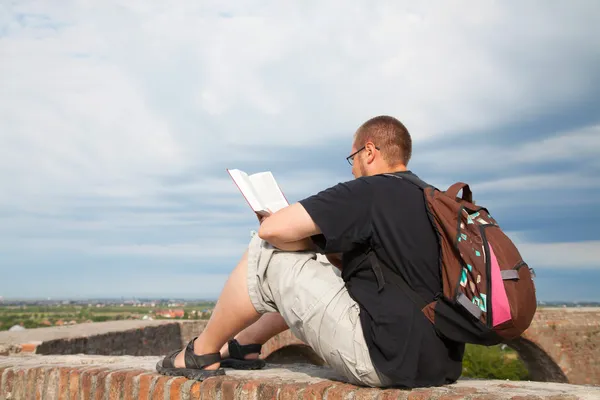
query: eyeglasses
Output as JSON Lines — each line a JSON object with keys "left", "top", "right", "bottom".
{"left": 346, "top": 146, "right": 380, "bottom": 166}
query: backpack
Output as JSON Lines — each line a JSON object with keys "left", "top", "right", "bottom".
{"left": 375, "top": 173, "right": 537, "bottom": 346}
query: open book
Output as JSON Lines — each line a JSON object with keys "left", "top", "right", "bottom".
{"left": 227, "top": 169, "right": 289, "bottom": 215}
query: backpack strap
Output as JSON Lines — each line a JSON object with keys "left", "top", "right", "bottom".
{"left": 380, "top": 172, "right": 437, "bottom": 312}
{"left": 446, "top": 182, "right": 472, "bottom": 202}
{"left": 384, "top": 172, "right": 437, "bottom": 192}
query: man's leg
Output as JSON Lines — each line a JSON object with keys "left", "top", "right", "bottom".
{"left": 174, "top": 250, "right": 261, "bottom": 369}
{"left": 219, "top": 313, "right": 289, "bottom": 360}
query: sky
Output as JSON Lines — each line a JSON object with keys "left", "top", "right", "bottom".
{"left": 0, "top": 1, "right": 599, "bottom": 301}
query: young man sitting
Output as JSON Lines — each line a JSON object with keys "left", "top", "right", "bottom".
{"left": 156, "top": 115, "right": 464, "bottom": 388}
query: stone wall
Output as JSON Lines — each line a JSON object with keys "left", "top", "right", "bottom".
{"left": 1, "top": 308, "right": 599, "bottom": 386}
{"left": 35, "top": 323, "right": 182, "bottom": 357}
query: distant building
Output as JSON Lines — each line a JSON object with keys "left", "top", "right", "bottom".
{"left": 155, "top": 309, "right": 185, "bottom": 319}
{"left": 8, "top": 325, "right": 25, "bottom": 332}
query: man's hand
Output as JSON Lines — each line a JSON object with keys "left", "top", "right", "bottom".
{"left": 258, "top": 203, "right": 321, "bottom": 252}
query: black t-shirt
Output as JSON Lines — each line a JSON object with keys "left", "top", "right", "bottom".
{"left": 299, "top": 171, "right": 464, "bottom": 388}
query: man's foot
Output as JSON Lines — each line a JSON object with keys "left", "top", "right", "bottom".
{"left": 220, "top": 339, "right": 266, "bottom": 370}
{"left": 156, "top": 337, "right": 224, "bottom": 380}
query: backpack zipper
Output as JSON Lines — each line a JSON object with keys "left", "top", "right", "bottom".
{"left": 480, "top": 225, "right": 492, "bottom": 328}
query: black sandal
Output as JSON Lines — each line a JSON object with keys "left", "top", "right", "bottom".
{"left": 220, "top": 339, "right": 266, "bottom": 370}
{"left": 156, "top": 337, "right": 225, "bottom": 380}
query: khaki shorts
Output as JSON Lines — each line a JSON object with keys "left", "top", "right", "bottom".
{"left": 246, "top": 234, "right": 390, "bottom": 387}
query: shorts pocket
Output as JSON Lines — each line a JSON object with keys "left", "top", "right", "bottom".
{"left": 289, "top": 261, "right": 344, "bottom": 322}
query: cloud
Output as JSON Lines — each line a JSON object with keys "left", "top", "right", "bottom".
{"left": 516, "top": 240, "right": 600, "bottom": 270}
{"left": 1, "top": 1, "right": 599, "bottom": 298}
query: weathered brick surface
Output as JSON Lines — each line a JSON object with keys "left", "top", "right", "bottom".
{"left": 0, "top": 355, "right": 598, "bottom": 399}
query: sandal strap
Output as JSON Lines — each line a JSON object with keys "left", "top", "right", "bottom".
{"left": 183, "top": 337, "right": 222, "bottom": 369}
{"left": 228, "top": 339, "right": 262, "bottom": 360}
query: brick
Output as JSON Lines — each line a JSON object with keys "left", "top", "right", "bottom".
{"left": 35, "top": 367, "right": 49, "bottom": 400}
{"left": 167, "top": 377, "right": 187, "bottom": 400}
{"left": 240, "top": 379, "right": 261, "bottom": 398}
{"left": 407, "top": 389, "right": 438, "bottom": 400}
{"left": 324, "top": 383, "right": 359, "bottom": 400}
{"left": 0, "top": 367, "right": 15, "bottom": 398}
{"left": 302, "top": 380, "right": 336, "bottom": 398}
{"left": 69, "top": 369, "right": 81, "bottom": 400}
{"left": 44, "top": 367, "right": 61, "bottom": 400}
{"left": 108, "top": 370, "right": 128, "bottom": 400}
{"left": 20, "top": 343, "right": 38, "bottom": 353}
{"left": 189, "top": 381, "right": 202, "bottom": 400}
{"left": 137, "top": 373, "right": 159, "bottom": 400}
{"left": 151, "top": 375, "right": 172, "bottom": 399}
{"left": 122, "top": 369, "right": 146, "bottom": 400}
{"left": 278, "top": 382, "right": 308, "bottom": 399}
{"left": 11, "top": 369, "right": 26, "bottom": 400}
{"left": 57, "top": 367, "right": 71, "bottom": 400}
{"left": 26, "top": 366, "right": 39, "bottom": 397}
{"left": 220, "top": 378, "right": 242, "bottom": 400}
{"left": 257, "top": 380, "right": 280, "bottom": 399}
{"left": 79, "top": 368, "right": 107, "bottom": 400}
{"left": 198, "top": 376, "right": 224, "bottom": 398}
{"left": 452, "top": 387, "right": 479, "bottom": 395}
{"left": 354, "top": 387, "right": 383, "bottom": 399}
{"left": 547, "top": 396, "right": 580, "bottom": 400}
{"left": 79, "top": 369, "right": 95, "bottom": 400}
{"left": 377, "top": 389, "right": 409, "bottom": 400}
{"left": 93, "top": 368, "right": 113, "bottom": 400}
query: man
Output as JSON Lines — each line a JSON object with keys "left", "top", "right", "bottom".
{"left": 157, "top": 115, "right": 465, "bottom": 388}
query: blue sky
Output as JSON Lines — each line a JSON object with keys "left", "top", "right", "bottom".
{"left": 0, "top": 1, "right": 599, "bottom": 301}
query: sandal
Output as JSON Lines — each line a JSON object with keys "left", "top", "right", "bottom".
{"left": 156, "top": 337, "right": 225, "bottom": 380}
{"left": 220, "top": 339, "right": 266, "bottom": 370}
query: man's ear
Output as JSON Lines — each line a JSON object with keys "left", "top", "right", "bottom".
{"left": 365, "top": 142, "right": 377, "bottom": 164}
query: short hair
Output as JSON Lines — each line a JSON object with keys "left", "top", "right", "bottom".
{"left": 354, "top": 115, "right": 412, "bottom": 166}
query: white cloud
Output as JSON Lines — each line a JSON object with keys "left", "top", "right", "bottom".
{"left": 515, "top": 240, "right": 600, "bottom": 270}
{"left": 474, "top": 172, "right": 600, "bottom": 193}
{"left": 95, "top": 240, "right": 249, "bottom": 258}
{"left": 1, "top": 1, "right": 599, "bottom": 296}
{"left": 2, "top": 0, "right": 599, "bottom": 209}
{"left": 418, "top": 125, "right": 600, "bottom": 174}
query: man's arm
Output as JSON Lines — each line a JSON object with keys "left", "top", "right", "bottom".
{"left": 258, "top": 203, "right": 321, "bottom": 251}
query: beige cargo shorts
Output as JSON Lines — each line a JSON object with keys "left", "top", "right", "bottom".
{"left": 246, "top": 234, "right": 390, "bottom": 387}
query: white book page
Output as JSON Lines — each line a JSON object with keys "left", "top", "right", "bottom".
{"left": 248, "top": 172, "right": 289, "bottom": 213}
{"left": 227, "top": 169, "right": 265, "bottom": 212}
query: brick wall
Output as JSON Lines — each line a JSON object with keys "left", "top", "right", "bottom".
{"left": 2, "top": 354, "right": 599, "bottom": 399}
{"left": 515, "top": 308, "right": 600, "bottom": 384}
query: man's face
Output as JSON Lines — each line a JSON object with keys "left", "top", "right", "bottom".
{"left": 350, "top": 143, "right": 368, "bottom": 179}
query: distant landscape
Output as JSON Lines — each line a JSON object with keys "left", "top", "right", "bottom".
{"left": 0, "top": 298, "right": 216, "bottom": 332}
{"left": 1, "top": 298, "right": 598, "bottom": 332}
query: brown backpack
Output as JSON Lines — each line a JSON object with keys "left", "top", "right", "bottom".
{"left": 379, "top": 173, "right": 537, "bottom": 345}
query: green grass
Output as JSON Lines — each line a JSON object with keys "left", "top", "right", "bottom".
{"left": 462, "top": 344, "right": 529, "bottom": 381}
